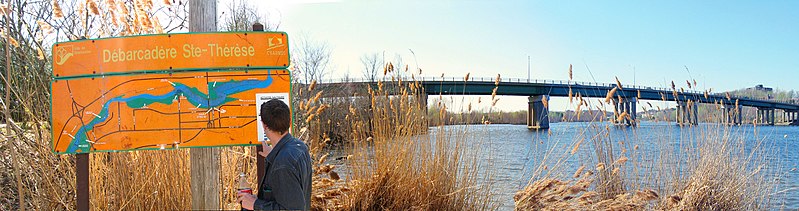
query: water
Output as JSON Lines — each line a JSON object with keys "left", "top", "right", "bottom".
{"left": 440, "top": 122, "right": 799, "bottom": 210}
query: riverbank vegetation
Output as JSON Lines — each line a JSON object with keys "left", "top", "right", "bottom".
{"left": 514, "top": 74, "right": 782, "bottom": 210}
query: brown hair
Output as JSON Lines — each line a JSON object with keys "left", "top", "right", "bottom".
{"left": 259, "top": 99, "right": 290, "bottom": 134}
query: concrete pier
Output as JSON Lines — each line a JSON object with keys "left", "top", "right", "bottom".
{"left": 757, "top": 108, "right": 775, "bottom": 125}
{"left": 676, "top": 100, "right": 698, "bottom": 126}
{"left": 782, "top": 110, "right": 798, "bottom": 125}
{"left": 527, "top": 95, "right": 549, "bottom": 130}
{"left": 722, "top": 104, "right": 742, "bottom": 125}
{"left": 613, "top": 97, "right": 637, "bottom": 126}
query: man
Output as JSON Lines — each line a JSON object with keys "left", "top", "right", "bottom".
{"left": 238, "top": 99, "right": 312, "bottom": 210}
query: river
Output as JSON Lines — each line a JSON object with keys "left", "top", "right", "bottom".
{"left": 331, "top": 122, "right": 799, "bottom": 210}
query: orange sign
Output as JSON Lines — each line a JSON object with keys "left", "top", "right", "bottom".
{"left": 52, "top": 32, "right": 289, "bottom": 78}
{"left": 51, "top": 70, "right": 291, "bottom": 154}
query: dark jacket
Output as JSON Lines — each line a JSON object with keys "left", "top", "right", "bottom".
{"left": 253, "top": 133, "right": 312, "bottom": 210}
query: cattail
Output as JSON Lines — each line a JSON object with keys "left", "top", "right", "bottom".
{"left": 616, "top": 112, "right": 628, "bottom": 122}
{"left": 477, "top": 97, "right": 481, "bottom": 104}
{"left": 568, "top": 64, "right": 573, "bottom": 80}
{"left": 568, "top": 88, "right": 573, "bottom": 104}
{"left": 571, "top": 139, "right": 583, "bottom": 154}
{"left": 404, "top": 64, "right": 408, "bottom": 72}
{"left": 305, "top": 114, "right": 315, "bottom": 123}
{"left": 88, "top": 0, "right": 100, "bottom": 15}
{"left": 467, "top": 102, "right": 472, "bottom": 112}
{"left": 605, "top": 87, "right": 618, "bottom": 104}
{"left": 686, "top": 80, "right": 692, "bottom": 89}
{"left": 163, "top": 0, "right": 170, "bottom": 5}
{"left": 615, "top": 77, "right": 623, "bottom": 90}
{"left": 637, "top": 90, "right": 641, "bottom": 99}
{"left": 118, "top": 0, "right": 129, "bottom": 15}
{"left": 419, "top": 68, "right": 422, "bottom": 75}
{"left": 37, "top": 48, "right": 45, "bottom": 60}
{"left": 492, "top": 98, "right": 499, "bottom": 107}
{"left": 464, "top": 73, "right": 470, "bottom": 81}
{"left": 308, "top": 80, "right": 317, "bottom": 91}
{"left": 53, "top": 0, "right": 64, "bottom": 18}
{"left": 495, "top": 74, "right": 501, "bottom": 86}
{"left": 726, "top": 92, "right": 731, "bottom": 101}
{"left": 615, "top": 156, "right": 628, "bottom": 165}
{"left": 6, "top": 36, "right": 18, "bottom": 47}
{"left": 37, "top": 20, "right": 54, "bottom": 35}
{"left": 312, "top": 91, "right": 323, "bottom": 103}
{"left": 315, "top": 104, "right": 328, "bottom": 114}
{"left": 596, "top": 163, "right": 605, "bottom": 171}
{"left": 612, "top": 167, "right": 620, "bottom": 175}
{"left": 541, "top": 96, "right": 548, "bottom": 108}
{"left": 491, "top": 87, "right": 498, "bottom": 100}
{"left": 671, "top": 81, "right": 676, "bottom": 90}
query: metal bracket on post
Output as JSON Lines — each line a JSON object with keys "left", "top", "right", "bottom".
{"left": 76, "top": 153, "right": 89, "bottom": 211}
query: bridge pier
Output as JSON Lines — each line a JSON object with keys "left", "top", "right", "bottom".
{"left": 676, "top": 101, "right": 698, "bottom": 126}
{"left": 527, "top": 95, "right": 549, "bottom": 130}
{"left": 721, "top": 104, "right": 742, "bottom": 125}
{"left": 757, "top": 108, "right": 775, "bottom": 125}
{"left": 784, "top": 110, "right": 798, "bottom": 126}
{"left": 418, "top": 93, "right": 428, "bottom": 113}
{"left": 613, "top": 97, "right": 637, "bottom": 126}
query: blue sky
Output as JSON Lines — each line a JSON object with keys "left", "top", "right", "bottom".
{"left": 249, "top": 0, "right": 799, "bottom": 111}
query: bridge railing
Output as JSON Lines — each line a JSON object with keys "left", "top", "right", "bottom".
{"left": 315, "top": 76, "right": 795, "bottom": 104}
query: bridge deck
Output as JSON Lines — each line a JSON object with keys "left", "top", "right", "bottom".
{"left": 318, "top": 77, "right": 799, "bottom": 111}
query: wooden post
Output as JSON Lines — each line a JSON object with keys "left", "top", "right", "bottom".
{"left": 252, "top": 23, "right": 267, "bottom": 191}
{"left": 189, "top": 0, "right": 220, "bottom": 209}
{"left": 76, "top": 154, "right": 89, "bottom": 211}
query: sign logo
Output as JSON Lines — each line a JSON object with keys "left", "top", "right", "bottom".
{"left": 267, "top": 37, "right": 284, "bottom": 50}
{"left": 54, "top": 45, "right": 74, "bottom": 65}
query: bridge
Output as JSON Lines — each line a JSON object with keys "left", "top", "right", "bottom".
{"left": 317, "top": 76, "right": 799, "bottom": 130}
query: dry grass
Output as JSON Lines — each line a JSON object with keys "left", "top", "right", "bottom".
{"left": 514, "top": 75, "right": 780, "bottom": 210}
{"left": 312, "top": 70, "right": 496, "bottom": 210}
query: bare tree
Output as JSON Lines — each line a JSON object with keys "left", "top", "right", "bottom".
{"left": 360, "top": 52, "right": 381, "bottom": 82}
{"left": 220, "top": 0, "right": 280, "bottom": 31}
{"left": 292, "top": 34, "right": 331, "bottom": 84}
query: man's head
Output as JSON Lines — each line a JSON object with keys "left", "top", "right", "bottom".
{"left": 260, "top": 99, "right": 290, "bottom": 134}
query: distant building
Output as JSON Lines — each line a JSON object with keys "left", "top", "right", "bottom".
{"left": 747, "top": 84, "right": 773, "bottom": 92}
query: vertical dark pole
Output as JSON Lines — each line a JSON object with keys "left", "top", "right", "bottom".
{"left": 252, "top": 23, "right": 266, "bottom": 191}
{"left": 76, "top": 153, "right": 89, "bottom": 211}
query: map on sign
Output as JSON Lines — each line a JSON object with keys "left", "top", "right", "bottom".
{"left": 52, "top": 70, "right": 290, "bottom": 154}
{"left": 51, "top": 32, "right": 291, "bottom": 154}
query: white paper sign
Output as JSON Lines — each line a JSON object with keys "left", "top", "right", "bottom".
{"left": 255, "top": 93, "right": 290, "bottom": 144}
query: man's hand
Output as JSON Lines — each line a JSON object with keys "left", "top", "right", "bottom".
{"left": 259, "top": 140, "right": 273, "bottom": 157}
{"left": 237, "top": 192, "right": 257, "bottom": 210}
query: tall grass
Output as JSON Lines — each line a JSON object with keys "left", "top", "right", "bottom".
{"left": 333, "top": 74, "right": 495, "bottom": 210}
{"left": 514, "top": 75, "right": 781, "bottom": 210}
